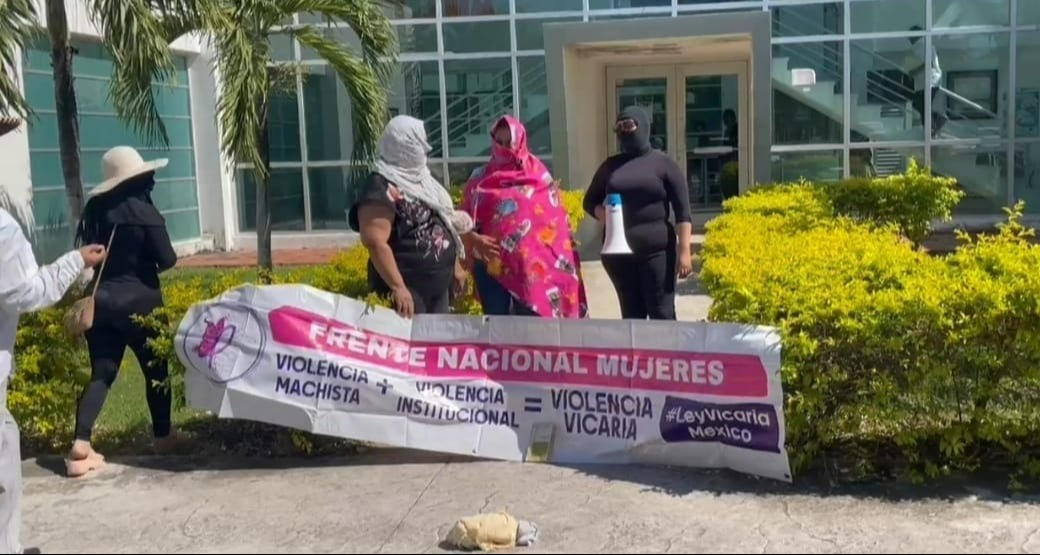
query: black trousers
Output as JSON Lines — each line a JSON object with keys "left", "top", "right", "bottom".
{"left": 410, "top": 287, "right": 451, "bottom": 315}
{"left": 75, "top": 319, "right": 171, "bottom": 442}
{"left": 601, "top": 248, "right": 677, "bottom": 320}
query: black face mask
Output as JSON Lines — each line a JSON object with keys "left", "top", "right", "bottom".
{"left": 616, "top": 106, "right": 651, "bottom": 155}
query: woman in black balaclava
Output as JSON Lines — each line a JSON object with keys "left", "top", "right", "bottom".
{"left": 583, "top": 106, "right": 693, "bottom": 320}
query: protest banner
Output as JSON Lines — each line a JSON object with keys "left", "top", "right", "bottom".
{"left": 176, "top": 284, "right": 791, "bottom": 481}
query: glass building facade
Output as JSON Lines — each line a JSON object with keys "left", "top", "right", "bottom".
{"left": 257, "top": 0, "right": 1040, "bottom": 231}
{"left": 24, "top": 38, "right": 201, "bottom": 261}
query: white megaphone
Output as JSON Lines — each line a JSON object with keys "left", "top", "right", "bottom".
{"left": 601, "top": 193, "right": 633, "bottom": 255}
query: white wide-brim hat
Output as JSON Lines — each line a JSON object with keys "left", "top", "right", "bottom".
{"left": 91, "top": 146, "right": 168, "bottom": 197}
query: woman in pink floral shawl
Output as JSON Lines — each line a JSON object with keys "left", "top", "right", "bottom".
{"left": 462, "top": 116, "right": 587, "bottom": 318}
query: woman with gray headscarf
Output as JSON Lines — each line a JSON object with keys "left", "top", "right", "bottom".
{"left": 349, "top": 116, "right": 497, "bottom": 317}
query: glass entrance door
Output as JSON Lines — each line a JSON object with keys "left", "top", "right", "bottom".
{"left": 606, "top": 62, "right": 750, "bottom": 211}
{"left": 678, "top": 62, "right": 749, "bottom": 210}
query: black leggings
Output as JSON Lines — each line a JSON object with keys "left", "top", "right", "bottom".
{"left": 601, "top": 249, "right": 677, "bottom": 320}
{"left": 75, "top": 320, "right": 171, "bottom": 442}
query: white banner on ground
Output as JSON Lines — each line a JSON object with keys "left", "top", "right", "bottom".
{"left": 176, "top": 284, "right": 791, "bottom": 481}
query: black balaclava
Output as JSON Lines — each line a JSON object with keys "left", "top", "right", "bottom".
{"left": 617, "top": 105, "right": 652, "bottom": 156}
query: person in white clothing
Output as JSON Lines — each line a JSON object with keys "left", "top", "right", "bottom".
{"left": 0, "top": 117, "right": 108, "bottom": 554}
{"left": 907, "top": 26, "right": 948, "bottom": 137}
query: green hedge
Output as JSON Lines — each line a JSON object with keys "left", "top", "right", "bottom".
{"left": 702, "top": 168, "right": 1040, "bottom": 485}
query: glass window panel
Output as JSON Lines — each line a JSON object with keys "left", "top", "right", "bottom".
{"left": 23, "top": 73, "right": 55, "bottom": 112}
{"left": 934, "top": 0, "right": 1009, "bottom": 28}
{"left": 442, "top": 0, "right": 509, "bottom": 16}
{"left": 389, "top": 62, "right": 444, "bottom": 158}
{"left": 517, "top": 0, "right": 582, "bottom": 13}
{"left": 151, "top": 179, "right": 200, "bottom": 212}
{"left": 1020, "top": 1, "right": 1040, "bottom": 26}
{"left": 268, "top": 87, "right": 302, "bottom": 162}
{"left": 935, "top": 32, "right": 1009, "bottom": 140}
{"left": 849, "top": 147, "right": 926, "bottom": 177}
{"left": 1014, "top": 144, "right": 1040, "bottom": 213}
{"left": 308, "top": 167, "right": 351, "bottom": 230}
{"left": 443, "top": 58, "right": 513, "bottom": 158}
{"left": 443, "top": 21, "right": 511, "bottom": 54}
{"left": 772, "top": 42, "right": 844, "bottom": 145}
{"left": 271, "top": 33, "right": 294, "bottom": 61}
{"left": 771, "top": 150, "right": 844, "bottom": 183}
{"left": 518, "top": 57, "right": 552, "bottom": 157}
{"left": 72, "top": 41, "right": 115, "bottom": 79}
{"left": 237, "top": 169, "right": 306, "bottom": 232}
{"left": 591, "top": 0, "right": 669, "bottom": 8}
{"left": 1015, "top": 31, "right": 1040, "bottom": 139}
{"left": 932, "top": 143, "right": 1008, "bottom": 214}
{"left": 31, "top": 189, "right": 71, "bottom": 233}
{"left": 396, "top": 24, "right": 438, "bottom": 54}
{"left": 850, "top": 0, "right": 926, "bottom": 34}
{"left": 516, "top": 17, "right": 582, "bottom": 51}
{"left": 684, "top": 73, "right": 740, "bottom": 210}
{"left": 163, "top": 209, "right": 202, "bottom": 242}
{"left": 772, "top": 3, "right": 843, "bottom": 37}
{"left": 589, "top": 13, "right": 670, "bottom": 22}
{"left": 851, "top": 37, "right": 925, "bottom": 142}
{"left": 304, "top": 65, "right": 353, "bottom": 162}
{"left": 301, "top": 1, "right": 436, "bottom": 20}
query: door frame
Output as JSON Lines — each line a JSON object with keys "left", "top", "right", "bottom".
{"left": 605, "top": 62, "right": 752, "bottom": 206}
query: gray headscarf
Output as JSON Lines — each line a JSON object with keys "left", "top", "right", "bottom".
{"left": 372, "top": 116, "right": 472, "bottom": 258}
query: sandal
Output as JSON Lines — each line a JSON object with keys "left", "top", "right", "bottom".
{"left": 65, "top": 456, "right": 105, "bottom": 479}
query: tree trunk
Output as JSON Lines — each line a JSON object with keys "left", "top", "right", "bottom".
{"left": 47, "top": 0, "right": 84, "bottom": 235}
{"left": 255, "top": 93, "right": 273, "bottom": 281}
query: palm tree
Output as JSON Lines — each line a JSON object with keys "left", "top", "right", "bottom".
{"left": 97, "top": 0, "right": 399, "bottom": 276}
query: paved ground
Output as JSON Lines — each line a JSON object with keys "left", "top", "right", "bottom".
{"left": 20, "top": 451, "right": 1040, "bottom": 553}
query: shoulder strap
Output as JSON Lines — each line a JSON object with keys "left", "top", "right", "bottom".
{"left": 90, "top": 224, "right": 118, "bottom": 299}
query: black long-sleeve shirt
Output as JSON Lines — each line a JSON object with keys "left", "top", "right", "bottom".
{"left": 82, "top": 198, "right": 178, "bottom": 321}
{"left": 584, "top": 150, "right": 692, "bottom": 255}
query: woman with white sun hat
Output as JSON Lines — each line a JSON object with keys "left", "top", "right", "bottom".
{"left": 67, "top": 145, "right": 185, "bottom": 478}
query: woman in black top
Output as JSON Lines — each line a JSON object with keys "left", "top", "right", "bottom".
{"left": 67, "top": 147, "right": 180, "bottom": 477}
{"left": 584, "top": 106, "right": 694, "bottom": 320}
{"left": 349, "top": 116, "right": 493, "bottom": 317}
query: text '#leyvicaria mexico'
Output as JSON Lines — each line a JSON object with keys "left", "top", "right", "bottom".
{"left": 268, "top": 307, "right": 768, "bottom": 397}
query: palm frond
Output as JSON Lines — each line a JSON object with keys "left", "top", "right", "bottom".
{"left": 88, "top": 0, "right": 197, "bottom": 146}
{"left": 0, "top": 0, "right": 39, "bottom": 118}
{"left": 278, "top": 0, "right": 398, "bottom": 81}
{"left": 209, "top": 4, "right": 272, "bottom": 177}
{"left": 289, "top": 25, "right": 388, "bottom": 174}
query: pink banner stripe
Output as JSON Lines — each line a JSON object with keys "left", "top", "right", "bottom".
{"left": 268, "top": 306, "right": 768, "bottom": 397}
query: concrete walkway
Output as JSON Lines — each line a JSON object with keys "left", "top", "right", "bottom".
{"left": 21, "top": 451, "right": 1040, "bottom": 553}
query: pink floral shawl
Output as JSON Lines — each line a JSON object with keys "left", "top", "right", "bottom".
{"left": 463, "top": 116, "right": 587, "bottom": 318}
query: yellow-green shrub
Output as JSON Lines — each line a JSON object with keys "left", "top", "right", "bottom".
{"left": 11, "top": 296, "right": 88, "bottom": 450}
{"left": 703, "top": 176, "right": 1040, "bottom": 484}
